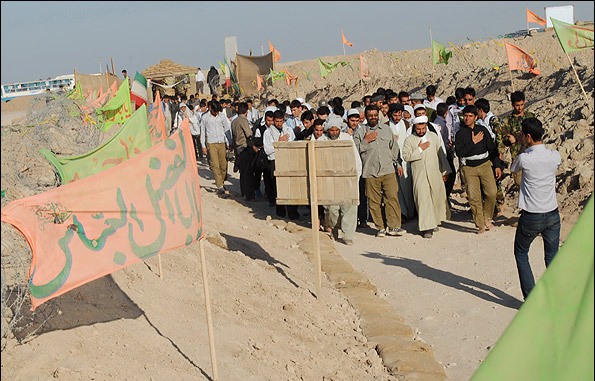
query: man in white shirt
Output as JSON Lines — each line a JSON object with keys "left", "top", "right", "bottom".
{"left": 200, "top": 100, "right": 232, "bottom": 193}
{"left": 195, "top": 67, "right": 205, "bottom": 94}
{"left": 511, "top": 117, "right": 561, "bottom": 300}
{"left": 263, "top": 109, "right": 298, "bottom": 219}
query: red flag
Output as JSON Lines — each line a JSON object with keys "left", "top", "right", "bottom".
{"left": 342, "top": 30, "right": 353, "bottom": 47}
{"left": 268, "top": 40, "right": 281, "bottom": 62}
{"left": 505, "top": 41, "right": 541, "bottom": 75}
{"left": 526, "top": 8, "right": 546, "bottom": 27}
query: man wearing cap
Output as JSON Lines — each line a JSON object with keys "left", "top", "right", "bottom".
{"left": 386, "top": 103, "right": 416, "bottom": 221}
{"left": 323, "top": 123, "right": 362, "bottom": 245}
{"left": 353, "top": 104, "right": 405, "bottom": 238}
{"left": 411, "top": 91, "right": 436, "bottom": 123}
{"left": 402, "top": 116, "right": 451, "bottom": 238}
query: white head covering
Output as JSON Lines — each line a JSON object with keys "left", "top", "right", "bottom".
{"left": 179, "top": 102, "right": 187, "bottom": 108}
{"left": 413, "top": 103, "right": 426, "bottom": 112}
{"left": 295, "top": 97, "right": 305, "bottom": 104}
{"left": 412, "top": 115, "right": 428, "bottom": 125}
{"left": 303, "top": 102, "right": 313, "bottom": 110}
{"left": 347, "top": 108, "right": 360, "bottom": 118}
{"left": 403, "top": 105, "right": 415, "bottom": 123}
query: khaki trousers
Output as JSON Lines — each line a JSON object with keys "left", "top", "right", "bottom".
{"left": 365, "top": 173, "right": 402, "bottom": 230}
{"left": 462, "top": 161, "right": 497, "bottom": 229}
{"left": 207, "top": 142, "right": 227, "bottom": 188}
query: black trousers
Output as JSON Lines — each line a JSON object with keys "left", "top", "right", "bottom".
{"left": 265, "top": 160, "right": 298, "bottom": 219}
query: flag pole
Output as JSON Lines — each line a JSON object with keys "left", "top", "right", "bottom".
{"left": 564, "top": 52, "right": 589, "bottom": 102}
{"left": 342, "top": 30, "right": 346, "bottom": 56}
{"left": 526, "top": 8, "right": 529, "bottom": 35}
{"left": 307, "top": 141, "right": 322, "bottom": 298}
{"left": 429, "top": 27, "right": 434, "bottom": 82}
{"left": 199, "top": 239, "right": 219, "bottom": 381}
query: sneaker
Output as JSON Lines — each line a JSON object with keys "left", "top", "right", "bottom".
{"left": 343, "top": 239, "right": 354, "bottom": 246}
{"left": 376, "top": 228, "right": 387, "bottom": 237}
{"left": 423, "top": 230, "right": 433, "bottom": 239}
{"left": 386, "top": 227, "right": 406, "bottom": 236}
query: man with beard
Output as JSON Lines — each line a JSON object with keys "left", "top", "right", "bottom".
{"left": 402, "top": 116, "right": 451, "bottom": 238}
{"left": 353, "top": 104, "right": 405, "bottom": 238}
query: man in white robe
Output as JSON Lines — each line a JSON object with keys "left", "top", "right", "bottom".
{"left": 402, "top": 116, "right": 451, "bottom": 238}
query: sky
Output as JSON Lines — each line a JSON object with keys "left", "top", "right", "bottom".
{"left": 1, "top": 1, "right": 594, "bottom": 85}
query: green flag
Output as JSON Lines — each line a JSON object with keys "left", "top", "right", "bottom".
{"left": 96, "top": 77, "right": 132, "bottom": 132}
{"left": 318, "top": 58, "right": 350, "bottom": 78}
{"left": 68, "top": 81, "right": 84, "bottom": 100}
{"left": 268, "top": 68, "right": 285, "bottom": 84}
{"left": 432, "top": 40, "right": 452, "bottom": 65}
{"left": 40, "top": 104, "right": 153, "bottom": 184}
{"left": 470, "top": 196, "right": 594, "bottom": 381}
{"left": 551, "top": 18, "right": 594, "bottom": 53}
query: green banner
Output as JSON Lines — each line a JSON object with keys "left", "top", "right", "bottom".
{"left": 96, "top": 77, "right": 132, "bottom": 132}
{"left": 470, "top": 197, "right": 594, "bottom": 381}
{"left": 432, "top": 40, "right": 452, "bottom": 65}
{"left": 41, "top": 104, "right": 153, "bottom": 184}
{"left": 318, "top": 58, "right": 351, "bottom": 78}
{"left": 551, "top": 18, "right": 594, "bottom": 53}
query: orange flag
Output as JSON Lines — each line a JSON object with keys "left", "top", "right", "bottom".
{"left": 359, "top": 54, "right": 370, "bottom": 79}
{"left": 148, "top": 90, "right": 167, "bottom": 144}
{"left": 268, "top": 40, "right": 281, "bottom": 62}
{"left": 107, "top": 80, "right": 118, "bottom": 98}
{"left": 526, "top": 8, "right": 546, "bottom": 27}
{"left": 342, "top": 30, "right": 353, "bottom": 47}
{"left": 284, "top": 68, "right": 298, "bottom": 86}
{"left": 256, "top": 74, "right": 264, "bottom": 91}
{"left": 505, "top": 41, "right": 541, "bottom": 75}
{"left": 1, "top": 120, "right": 203, "bottom": 310}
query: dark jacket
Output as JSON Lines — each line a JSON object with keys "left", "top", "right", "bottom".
{"left": 455, "top": 123, "right": 501, "bottom": 168}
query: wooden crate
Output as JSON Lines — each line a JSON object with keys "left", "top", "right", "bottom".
{"left": 274, "top": 140, "right": 359, "bottom": 205}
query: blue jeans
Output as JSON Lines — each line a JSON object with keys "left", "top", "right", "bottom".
{"left": 513, "top": 208, "right": 560, "bottom": 299}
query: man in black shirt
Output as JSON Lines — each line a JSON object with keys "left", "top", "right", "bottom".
{"left": 455, "top": 105, "right": 502, "bottom": 234}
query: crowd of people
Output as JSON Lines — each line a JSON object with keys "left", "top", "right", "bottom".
{"left": 157, "top": 84, "right": 561, "bottom": 301}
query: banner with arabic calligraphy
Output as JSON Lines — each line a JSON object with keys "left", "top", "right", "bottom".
{"left": 504, "top": 41, "right": 541, "bottom": 75}
{"left": 1, "top": 119, "right": 203, "bottom": 310}
{"left": 551, "top": 18, "right": 594, "bottom": 53}
{"left": 148, "top": 91, "right": 167, "bottom": 144}
{"left": 96, "top": 77, "right": 133, "bottom": 132}
{"left": 39, "top": 104, "right": 153, "bottom": 184}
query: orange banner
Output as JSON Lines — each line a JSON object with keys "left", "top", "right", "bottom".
{"left": 505, "top": 41, "right": 541, "bottom": 75}
{"left": 359, "top": 54, "right": 370, "bottom": 79}
{"left": 342, "top": 30, "right": 353, "bottom": 47}
{"left": 526, "top": 8, "right": 546, "bottom": 27}
{"left": 1, "top": 119, "right": 203, "bottom": 310}
{"left": 148, "top": 91, "right": 167, "bottom": 144}
{"left": 268, "top": 40, "right": 281, "bottom": 62}
{"left": 284, "top": 68, "right": 298, "bottom": 86}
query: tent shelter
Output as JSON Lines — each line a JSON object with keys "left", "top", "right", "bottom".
{"left": 142, "top": 59, "right": 197, "bottom": 99}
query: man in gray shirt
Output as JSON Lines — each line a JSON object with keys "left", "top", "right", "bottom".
{"left": 353, "top": 104, "right": 405, "bottom": 237}
{"left": 511, "top": 117, "right": 561, "bottom": 300}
